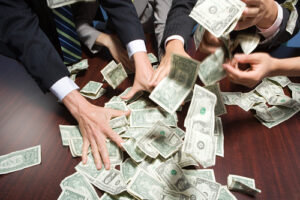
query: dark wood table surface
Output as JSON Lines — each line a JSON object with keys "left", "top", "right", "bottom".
{"left": 0, "top": 34, "right": 299, "bottom": 200}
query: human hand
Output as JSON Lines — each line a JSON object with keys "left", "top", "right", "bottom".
{"left": 235, "top": 0, "right": 278, "bottom": 30}
{"left": 149, "top": 40, "right": 190, "bottom": 87}
{"left": 198, "top": 31, "right": 223, "bottom": 54}
{"left": 62, "top": 90, "right": 130, "bottom": 170}
{"left": 223, "top": 53, "right": 275, "bottom": 87}
{"left": 96, "top": 33, "right": 134, "bottom": 72}
{"left": 121, "top": 51, "right": 154, "bottom": 100}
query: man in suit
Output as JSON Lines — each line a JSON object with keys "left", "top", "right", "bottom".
{"left": 0, "top": 0, "right": 152, "bottom": 170}
{"left": 149, "top": 0, "right": 300, "bottom": 86}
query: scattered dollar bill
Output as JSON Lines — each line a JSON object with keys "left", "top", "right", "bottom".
{"left": 47, "top": 0, "right": 95, "bottom": 8}
{"left": 60, "top": 172, "right": 99, "bottom": 200}
{"left": 236, "top": 33, "right": 260, "bottom": 55}
{"left": 101, "top": 61, "right": 128, "bottom": 89}
{"left": 222, "top": 92, "right": 242, "bottom": 105}
{"left": 214, "top": 117, "right": 224, "bottom": 157}
{"left": 130, "top": 108, "right": 177, "bottom": 127}
{"left": 194, "top": 178, "right": 221, "bottom": 200}
{"left": 100, "top": 192, "right": 134, "bottom": 200}
{"left": 68, "top": 138, "right": 89, "bottom": 157}
{"left": 58, "top": 187, "right": 87, "bottom": 200}
{"left": 227, "top": 174, "right": 261, "bottom": 196}
{"left": 198, "top": 47, "right": 227, "bottom": 86}
{"left": 80, "top": 81, "right": 103, "bottom": 95}
{"left": 109, "top": 115, "right": 128, "bottom": 129}
{"left": 150, "top": 54, "right": 200, "bottom": 113}
{"left": 107, "top": 140, "right": 123, "bottom": 165}
{"left": 255, "top": 80, "right": 284, "bottom": 102}
{"left": 183, "top": 85, "right": 217, "bottom": 168}
{"left": 156, "top": 159, "right": 206, "bottom": 199}
{"left": 218, "top": 186, "right": 237, "bottom": 200}
{"left": 81, "top": 88, "right": 106, "bottom": 100}
{"left": 0, "top": 145, "right": 41, "bottom": 175}
{"left": 127, "top": 169, "right": 164, "bottom": 199}
{"left": 183, "top": 169, "right": 216, "bottom": 182}
{"left": 288, "top": 82, "right": 300, "bottom": 101}
{"left": 267, "top": 76, "right": 291, "bottom": 87}
{"left": 105, "top": 101, "right": 128, "bottom": 111}
{"left": 194, "top": 26, "right": 205, "bottom": 50}
{"left": 75, "top": 154, "right": 127, "bottom": 195}
{"left": 283, "top": 0, "right": 299, "bottom": 34}
{"left": 204, "top": 83, "right": 227, "bottom": 116}
{"left": 67, "top": 59, "right": 89, "bottom": 74}
{"left": 190, "top": 0, "right": 246, "bottom": 37}
{"left": 121, "top": 139, "right": 146, "bottom": 163}
{"left": 118, "top": 87, "right": 144, "bottom": 104}
{"left": 70, "top": 74, "right": 77, "bottom": 82}
{"left": 121, "top": 158, "right": 138, "bottom": 183}
{"left": 147, "top": 53, "right": 158, "bottom": 64}
{"left": 172, "top": 147, "right": 198, "bottom": 168}
{"left": 59, "top": 125, "right": 82, "bottom": 146}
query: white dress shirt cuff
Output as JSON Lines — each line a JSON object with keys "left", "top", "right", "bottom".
{"left": 257, "top": 2, "right": 283, "bottom": 39}
{"left": 126, "top": 39, "right": 147, "bottom": 58}
{"left": 164, "top": 35, "right": 185, "bottom": 49}
{"left": 50, "top": 77, "right": 79, "bottom": 101}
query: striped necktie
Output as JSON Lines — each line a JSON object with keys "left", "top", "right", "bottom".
{"left": 52, "top": 6, "right": 82, "bottom": 65}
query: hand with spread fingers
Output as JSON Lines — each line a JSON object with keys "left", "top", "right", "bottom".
{"left": 62, "top": 90, "right": 130, "bottom": 170}
{"left": 121, "top": 51, "right": 154, "bottom": 100}
{"left": 235, "top": 0, "right": 278, "bottom": 31}
{"left": 149, "top": 40, "right": 190, "bottom": 87}
{"left": 198, "top": 30, "right": 223, "bottom": 54}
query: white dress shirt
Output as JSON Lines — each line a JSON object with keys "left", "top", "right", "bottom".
{"left": 50, "top": 40, "right": 146, "bottom": 101}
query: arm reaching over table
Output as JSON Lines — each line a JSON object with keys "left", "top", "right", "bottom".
{"left": 0, "top": 0, "right": 128, "bottom": 170}
{"left": 150, "top": 0, "right": 197, "bottom": 87}
{"left": 223, "top": 53, "right": 300, "bottom": 87}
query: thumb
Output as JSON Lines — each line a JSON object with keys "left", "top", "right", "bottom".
{"left": 234, "top": 53, "right": 258, "bottom": 64}
{"left": 121, "top": 86, "right": 140, "bottom": 100}
{"left": 108, "top": 109, "right": 131, "bottom": 119}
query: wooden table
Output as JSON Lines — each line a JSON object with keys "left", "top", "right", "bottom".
{"left": 0, "top": 35, "right": 299, "bottom": 200}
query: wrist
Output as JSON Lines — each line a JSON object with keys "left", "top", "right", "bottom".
{"left": 165, "top": 40, "right": 185, "bottom": 53}
{"left": 269, "top": 57, "right": 281, "bottom": 76}
{"left": 95, "top": 33, "right": 110, "bottom": 47}
{"left": 62, "top": 90, "right": 91, "bottom": 121}
{"left": 257, "top": 2, "right": 278, "bottom": 29}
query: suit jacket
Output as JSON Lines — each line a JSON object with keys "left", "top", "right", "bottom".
{"left": 0, "top": 0, "right": 145, "bottom": 92}
{"left": 161, "top": 0, "right": 300, "bottom": 51}
{"left": 0, "top": 0, "right": 69, "bottom": 92}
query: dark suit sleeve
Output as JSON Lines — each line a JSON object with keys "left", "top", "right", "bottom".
{"left": 0, "top": 0, "right": 69, "bottom": 92}
{"left": 258, "top": 2, "right": 300, "bottom": 49}
{"left": 161, "top": 0, "right": 197, "bottom": 50}
{"left": 101, "top": 0, "right": 145, "bottom": 45}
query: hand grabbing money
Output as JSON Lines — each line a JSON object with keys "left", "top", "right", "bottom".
{"left": 235, "top": 0, "right": 278, "bottom": 30}
{"left": 198, "top": 30, "right": 223, "bottom": 54}
{"left": 122, "top": 52, "right": 154, "bottom": 100}
{"left": 62, "top": 90, "right": 130, "bottom": 170}
{"left": 150, "top": 40, "right": 190, "bottom": 87}
{"left": 223, "top": 53, "right": 275, "bottom": 87}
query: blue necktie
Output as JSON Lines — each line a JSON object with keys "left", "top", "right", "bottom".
{"left": 53, "top": 6, "right": 82, "bottom": 65}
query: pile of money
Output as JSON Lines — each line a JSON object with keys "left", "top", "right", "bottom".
{"left": 222, "top": 76, "right": 300, "bottom": 128}
{"left": 189, "top": 0, "right": 246, "bottom": 38}
{"left": 150, "top": 54, "right": 200, "bottom": 114}
{"left": 101, "top": 60, "right": 128, "bottom": 89}
{"left": 0, "top": 145, "right": 41, "bottom": 175}
{"left": 80, "top": 80, "right": 106, "bottom": 100}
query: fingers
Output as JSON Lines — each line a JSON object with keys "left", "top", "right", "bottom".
{"left": 107, "top": 108, "right": 131, "bottom": 119}
{"left": 81, "top": 137, "right": 90, "bottom": 164}
{"left": 103, "top": 125, "right": 125, "bottom": 149}
{"left": 96, "top": 136, "right": 110, "bottom": 170}
{"left": 89, "top": 138, "right": 102, "bottom": 170}
{"left": 121, "top": 85, "right": 142, "bottom": 100}
{"left": 243, "top": 7, "right": 260, "bottom": 17}
{"left": 149, "top": 67, "right": 163, "bottom": 86}
{"left": 234, "top": 53, "right": 259, "bottom": 64}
